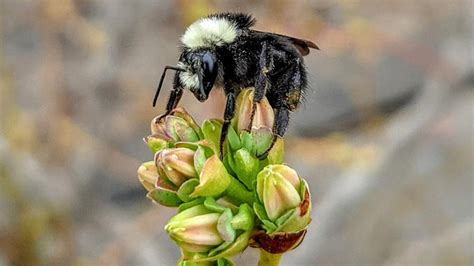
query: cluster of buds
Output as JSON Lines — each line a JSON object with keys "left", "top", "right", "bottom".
{"left": 137, "top": 88, "right": 312, "bottom": 265}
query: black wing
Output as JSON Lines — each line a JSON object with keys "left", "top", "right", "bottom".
{"left": 252, "top": 30, "right": 319, "bottom": 56}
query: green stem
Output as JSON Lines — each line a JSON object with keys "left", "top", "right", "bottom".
{"left": 225, "top": 176, "right": 255, "bottom": 205}
{"left": 258, "top": 249, "right": 282, "bottom": 266}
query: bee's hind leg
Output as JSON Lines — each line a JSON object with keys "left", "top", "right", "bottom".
{"left": 247, "top": 42, "right": 274, "bottom": 131}
{"left": 258, "top": 58, "right": 305, "bottom": 159}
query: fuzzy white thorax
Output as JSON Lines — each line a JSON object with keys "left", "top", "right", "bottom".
{"left": 181, "top": 17, "right": 237, "bottom": 49}
{"left": 177, "top": 62, "right": 199, "bottom": 89}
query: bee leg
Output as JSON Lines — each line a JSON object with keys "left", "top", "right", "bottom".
{"left": 258, "top": 107, "right": 289, "bottom": 159}
{"left": 157, "top": 86, "right": 183, "bottom": 121}
{"left": 247, "top": 42, "right": 273, "bottom": 131}
{"left": 219, "top": 92, "right": 236, "bottom": 159}
{"left": 258, "top": 58, "right": 304, "bottom": 159}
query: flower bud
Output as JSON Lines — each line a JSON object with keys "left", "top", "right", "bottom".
{"left": 254, "top": 165, "right": 311, "bottom": 233}
{"left": 165, "top": 204, "right": 254, "bottom": 260}
{"left": 146, "top": 147, "right": 200, "bottom": 207}
{"left": 150, "top": 108, "right": 203, "bottom": 147}
{"left": 166, "top": 206, "right": 223, "bottom": 253}
{"left": 149, "top": 146, "right": 232, "bottom": 207}
{"left": 156, "top": 148, "right": 198, "bottom": 187}
{"left": 137, "top": 161, "right": 158, "bottom": 192}
{"left": 232, "top": 88, "right": 274, "bottom": 133}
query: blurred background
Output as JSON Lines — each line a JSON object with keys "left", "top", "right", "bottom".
{"left": 0, "top": 0, "right": 472, "bottom": 265}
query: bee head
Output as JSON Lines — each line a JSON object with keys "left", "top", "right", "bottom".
{"left": 178, "top": 50, "right": 218, "bottom": 102}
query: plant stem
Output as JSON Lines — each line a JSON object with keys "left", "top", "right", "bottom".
{"left": 258, "top": 249, "right": 282, "bottom": 266}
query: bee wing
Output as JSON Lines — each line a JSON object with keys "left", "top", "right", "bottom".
{"left": 252, "top": 30, "right": 319, "bottom": 56}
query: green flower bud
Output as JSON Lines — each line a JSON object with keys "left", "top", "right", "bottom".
{"left": 165, "top": 204, "right": 254, "bottom": 260}
{"left": 255, "top": 165, "right": 311, "bottom": 234}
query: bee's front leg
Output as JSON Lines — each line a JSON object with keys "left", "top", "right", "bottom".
{"left": 156, "top": 87, "right": 183, "bottom": 121}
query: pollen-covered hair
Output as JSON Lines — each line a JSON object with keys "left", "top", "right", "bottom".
{"left": 181, "top": 13, "right": 256, "bottom": 50}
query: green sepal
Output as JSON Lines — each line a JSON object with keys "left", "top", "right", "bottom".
{"left": 201, "top": 119, "right": 223, "bottom": 155}
{"left": 276, "top": 179, "right": 312, "bottom": 233}
{"left": 217, "top": 209, "right": 236, "bottom": 243}
{"left": 178, "top": 198, "right": 206, "bottom": 212}
{"left": 177, "top": 178, "right": 200, "bottom": 202}
{"left": 167, "top": 116, "right": 200, "bottom": 142}
{"left": 275, "top": 208, "right": 296, "bottom": 227}
{"left": 208, "top": 241, "right": 233, "bottom": 258}
{"left": 179, "top": 253, "right": 234, "bottom": 266}
{"left": 226, "top": 126, "right": 242, "bottom": 151}
{"left": 240, "top": 131, "right": 255, "bottom": 154}
{"left": 233, "top": 148, "right": 259, "bottom": 190}
{"left": 251, "top": 127, "right": 273, "bottom": 157}
{"left": 253, "top": 202, "right": 270, "bottom": 222}
{"left": 223, "top": 152, "right": 236, "bottom": 177}
{"left": 230, "top": 204, "right": 254, "bottom": 231}
{"left": 190, "top": 155, "right": 231, "bottom": 198}
{"left": 204, "top": 197, "right": 227, "bottom": 213}
{"left": 170, "top": 107, "right": 204, "bottom": 140}
{"left": 267, "top": 137, "right": 284, "bottom": 164}
{"left": 194, "top": 146, "right": 208, "bottom": 175}
{"left": 175, "top": 141, "right": 199, "bottom": 151}
{"left": 147, "top": 187, "right": 182, "bottom": 207}
{"left": 261, "top": 220, "right": 277, "bottom": 233}
{"left": 145, "top": 136, "right": 169, "bottom": 154}
{"left": 299, "top": 178, "right": 306, "bottom": 199}
{"left": 187, "top": 230, "right": 251, "bottom": 263}
{"left": 224, "top": 177, "right": 255, "bottom": 205}
{"left": 217, "top": 257, "right": 234, "bottom": 266}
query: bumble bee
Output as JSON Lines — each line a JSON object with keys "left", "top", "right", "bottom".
{"left": 153, "top": 12, "right": 318, "bottom": 157}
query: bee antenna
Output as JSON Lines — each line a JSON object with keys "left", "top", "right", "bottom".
{"left": 153, "top": 65, "right": 186, "bottom": 107}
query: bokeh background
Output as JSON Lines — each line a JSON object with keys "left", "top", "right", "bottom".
{"left": 1, "top": 0, "right": 472, "bottom": 265}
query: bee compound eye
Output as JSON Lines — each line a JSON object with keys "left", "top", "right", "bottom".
{"left": 202, "top": 52, "right": 216, "bottom": 75}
